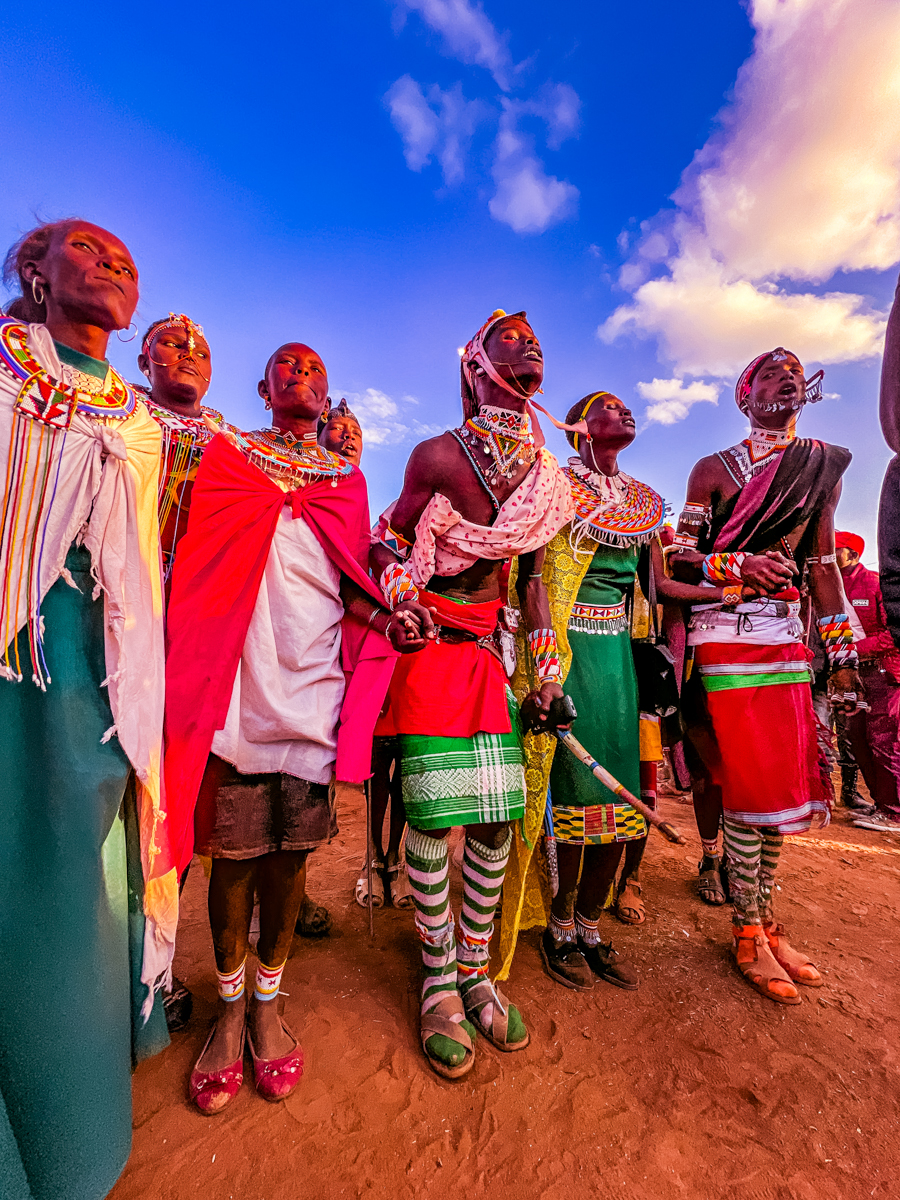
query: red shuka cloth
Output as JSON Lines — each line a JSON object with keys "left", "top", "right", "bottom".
{"left": 164, "top": 434, "right": 393, "bottom": 873}
{"left": 388, "top": 589, "right": 511, "bottom": 737}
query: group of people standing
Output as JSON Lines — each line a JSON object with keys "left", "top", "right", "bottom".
{"left": 0, "top": 217, "right": 896, "bottom": 1200}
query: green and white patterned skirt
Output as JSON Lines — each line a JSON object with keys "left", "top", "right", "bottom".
{"left": 400, "top": 689, "right": 525, "bottom": 829}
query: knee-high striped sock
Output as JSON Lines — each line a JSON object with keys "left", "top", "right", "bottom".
{"left": 405, "top": 827, "right": 458, "bottom": 1018}
{"left": 758, "top": 826, "right": 783, "bottom": 923}
{"left": 457, "top": 829, "right": 511, "bottom": 989}
{"left": 723, "top": 819, "right": 763, "bottom": 927}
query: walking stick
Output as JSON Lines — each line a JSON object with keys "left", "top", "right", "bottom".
{"left": 363, "top": 778, "right": 374, "bottom": 937}
{"left": 555, "top": 730, "right": 687, "bottom": 845}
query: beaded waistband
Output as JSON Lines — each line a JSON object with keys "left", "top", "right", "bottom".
{"left": 568, "top": 600, "right": 628, "bottom": 635}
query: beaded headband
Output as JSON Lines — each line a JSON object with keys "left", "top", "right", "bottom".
{"left": 734, "top": 348, "right": 824, "bottom": 413}
{"left": 142, "top": 312, "right": 206, "bottom": 354}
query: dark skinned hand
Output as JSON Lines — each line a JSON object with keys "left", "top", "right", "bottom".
{"left": 828, "top": 666, "right": 864, "bottom": 714}
{"left": 386, "top": 600, "right": 436, "bottom": 654}
{"left": 740, "top": 550, "right": 796, "bottom": 595}
{"left": 519, "top": 682, "right": 567, "bottom": 733}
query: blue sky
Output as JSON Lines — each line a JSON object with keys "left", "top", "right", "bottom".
{"left": 1, "top": 0, "right": 897, "bottom": 560}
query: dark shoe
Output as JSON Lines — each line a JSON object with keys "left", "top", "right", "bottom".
{"left": 540, "top": 929, "right": 594, "bottom": 991}
{"left": 840, "top": 765, "right": 873, "bottom": 812}
{"left": 852, "top": 810, "right": 900, "bottom": 833}
{"left": 163, "top": 977, "right": 194, "bottom": 1033}
{"left": 578, "top": 937, "right": 639, "bottom": 990}
{"left": 295, "top": 895, "right": 333, "bottom": 937}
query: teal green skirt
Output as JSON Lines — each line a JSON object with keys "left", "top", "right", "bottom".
{"left": 0, "top": 545, "right": 167, "bottom": 1200}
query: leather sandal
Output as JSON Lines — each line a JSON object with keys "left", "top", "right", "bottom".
{"left": 385, "top": 860, "right": 414, "bottom": 909}
{"left": 698, "top": 855, "right": 726, "bottom": 906}
{"left": 461, "top": 977, "right": 530, "bottom": 1053}
{"left": 354, "top": 858, "right": 385, "bottom": 909}
{"left": 614, "top": 878, "right": 646, "bottom": 925}
{"left": 420, "top": 992, "right": 476, "bottom": 1080}
{"left": 763, "top": 921, "right": 823, "bottom": 986}
{"left": 732, "top": 925, "right": 801, "bottom": 1005}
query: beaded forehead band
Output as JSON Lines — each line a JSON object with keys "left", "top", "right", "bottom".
{"left": 461, "top": 308, "right": 534, "bottom": 402}
{"left": 734, "top": 348, "right": 824, "bottom": 413}
{"left": 142, "top": 312, "right": 206, "bottom": 355}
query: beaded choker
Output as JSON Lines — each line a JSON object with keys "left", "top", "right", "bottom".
{"left": 235, "top": 427, "right": 353, "bottom": 488}
{"left": 459, "top": 404, "right": 536, "bottom": 486}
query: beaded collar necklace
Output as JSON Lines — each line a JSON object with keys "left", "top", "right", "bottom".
{"left": 236, "top": 426, "right": 353, "bottom": 488}
{"left": 144, "top": 394, "right": 224, "bottom": 437}
{"left": 564, "top": 457, "right": 665, "bottom": 551}
{"left": 458, "top": 404, "right": 536, "bottom": 487}
{"left": 746, "top": 427, "right": 795, "bottom": 464}
{"left": 0, "top": 317, "right": 136, "bottom": 425}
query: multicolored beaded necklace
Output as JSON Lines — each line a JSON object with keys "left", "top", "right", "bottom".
{"left": 564, "top": 457, "right": 665, "bottom": 552}
{"left": 0, "top": 318, "right": 136, "bottom": 427}
{"left": 458, "top": 404, "right": 536, "bottom": 486}
{"left": 235, "top": 427, "right": 353, "bottom": 488}
{"left": 719, "top": 427, "right": 796, "bottom": 487}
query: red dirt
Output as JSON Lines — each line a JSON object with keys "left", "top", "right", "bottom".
{"left": 110, "top": 787, "right": 900, "bottom": 1200}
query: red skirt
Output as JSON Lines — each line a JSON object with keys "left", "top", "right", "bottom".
{"left": 693, "top": 641, "right": 829, "bottom": 833}
{"left": 388, "top": 591, "right": 511, "bottom": 738}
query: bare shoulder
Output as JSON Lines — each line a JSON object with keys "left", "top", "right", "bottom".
{"left": 684, "top": 452, "right": 727, "bottom": 502}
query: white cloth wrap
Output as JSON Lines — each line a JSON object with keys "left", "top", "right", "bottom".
{"left": 409, "top": 447, "right": 574, "bottom": 586}
{"left": 0, "top": 323, "right": 173, "bottom": 1009}
{"left": 211, "top": 504, "right": 345, "bottom": 784}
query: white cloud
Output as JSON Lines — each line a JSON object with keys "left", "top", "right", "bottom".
{"left": 385, "top": 76, "right": 484, "bottom": 185}
{"left": 601, "top": 0, "right": 900, "bottom": 378}
{"left": 635, "top": 377, "right": 720, "bottom": 426}
{"left": 489, "top": 118, "right": 579, "bottom": 235}
{"left": 395, "top": 0, "right": 516, "bottom": 89}
{"left": 338, "top": 388, "right": 446, "bottom": 447}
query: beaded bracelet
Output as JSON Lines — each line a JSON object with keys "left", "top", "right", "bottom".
{"left": 380, "top": 561, "right": 420, "bottom": 611}
{"left": 722, "top": 584, "right": 742, "bottom": 606}
{"left": 528, "top": 627, "right": 562, "bottom": 684}
{"left": 817, "top": 613, "right": 859, "bottom": 671}
{"left": 375, "top": 522, "right": 413, "bottom": 561}
{"left": 702, "top": 552, "right": 747, "bottom": 583}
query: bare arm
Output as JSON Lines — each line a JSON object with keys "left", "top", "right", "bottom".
{"left": 517, "top": 546, "right": 566, "bottom": 729}
{"left": 880, "top": 271, "right": 900, "bottom": 453}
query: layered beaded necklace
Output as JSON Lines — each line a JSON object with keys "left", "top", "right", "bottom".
{"left": 236, "top": 426, "right": 353, "bottom": 488}
{"left": 457, "top": 404, "right": 536, "bottom": 487}
{"left": 564, "top": 457, "right": 665, "bottom": 551}
{"left": 719, "top": 427, "right": 796, "bottom": 486}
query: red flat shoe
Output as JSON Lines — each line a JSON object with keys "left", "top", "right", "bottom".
{"left": 247, "top": 1021, "right": 304, "bottom": 1102}
{"left": 189, "top": 1024, "right": 246, "bottom": 1114}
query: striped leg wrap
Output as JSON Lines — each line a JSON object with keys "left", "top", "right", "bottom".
{"left": 216, "top": 958, "right": 246, "bottom": 1003}
{"left": 758, "top": 826, "right": 783, "bottom": 922}
{"left": 405, "top": 827, "right": 457, "bottom": 1015}
{"left": 723, "top": 818, "right": 763, "bottom": 926}
{"left": 457, "top": 830, "right": 512, "bottom": 984}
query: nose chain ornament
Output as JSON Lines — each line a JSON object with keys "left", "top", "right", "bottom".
{"left": 143, "top": 313, "right": 210, "bottom": 381}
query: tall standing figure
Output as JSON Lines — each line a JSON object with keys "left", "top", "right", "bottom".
{"left": 0, "top": 222, "right": 176, "bottom": 1200}
{"left": 164, "top": 342, "right": 404, "bottom": 1111}
{"left": 671, "top": 348, "right": 860, "bottom": 1004}
{"left": 370, "top": 310, "right": 573, "bottom": 1078}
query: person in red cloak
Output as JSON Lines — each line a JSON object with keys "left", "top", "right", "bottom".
{"left": 164, "top": 343, "right": 411, "bottom": 1112}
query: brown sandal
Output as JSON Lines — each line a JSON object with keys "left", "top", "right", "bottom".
{"left": 763, "top": 922, "right": 823, "bottom": 986}
{"left": 698, "top": 855, "right": 726, "bottom": 906}
{"left": 420, "top": 993, "right": 476, "bottom": 1080}
{"left": 614, "top": 878, "right": 645, "bottom": 925}
{"left": 732, "top": 925, "right": 801, "bottom": 1005}
{"left": 461, "top": 978, "right": 530, "bottom": 1053}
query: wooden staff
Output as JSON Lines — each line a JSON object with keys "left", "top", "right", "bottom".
{"left": 554, "top": 730, "right": 687, "bottom": 845}
{"left": 363, "top": 778, "right": 374, "bottom": 936}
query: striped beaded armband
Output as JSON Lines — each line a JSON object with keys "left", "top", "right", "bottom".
{"left": 376, "top": 522, "right": 413, "bottom": 561}
{"left": 380, "top": 561, "right": 420, "bottom": 611}
{"left": 528, "top": 627, "right": 562, "bottom": 684}
{"left": 672, "top": 532, "right": 698, "bottom": 550}
{"left": 702, "top": 552, "right": 746, "bottom": 583}
{"left": 817, "top": 613, "right": 859, "bottom": 671}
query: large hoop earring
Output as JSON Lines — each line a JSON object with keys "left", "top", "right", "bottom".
{"left": 31, "top": 277, "right": 45, "bottom": 307}
{"left": 116, "top": 322, "right": 139, "bottom": 343}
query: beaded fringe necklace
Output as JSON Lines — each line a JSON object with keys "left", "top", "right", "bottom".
{"left": 564, "top": 458, "right": 665, "bottom": 556}
{"left": 236, "top": 427, "right": 353, "bottom": 488}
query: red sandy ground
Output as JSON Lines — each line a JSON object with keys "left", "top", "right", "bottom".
{"left": 111, "top": 787, "right": 900, "bottom": 1200}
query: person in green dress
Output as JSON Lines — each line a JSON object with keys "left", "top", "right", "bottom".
{"left": 498, "top": 390, "right": 723, "bottom": 990}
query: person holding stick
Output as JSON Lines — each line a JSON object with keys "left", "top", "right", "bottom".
{"left": 498, "top": 391, "right": 705, "bottom": 990}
